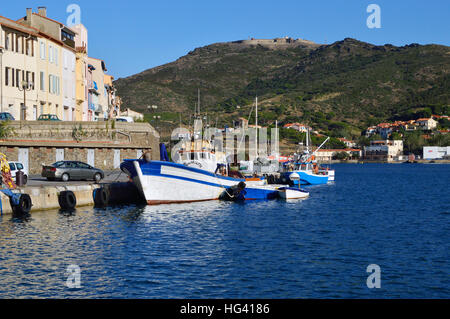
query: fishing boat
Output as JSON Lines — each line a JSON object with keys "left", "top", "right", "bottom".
{"left": 120, "top": 158, "right": 245, "bottom": 205}
{"left": 281, "top": 128, "right": 335, "bottom": 185}
{"left": 120, "top": 157, "right": 308, "bottom": 204}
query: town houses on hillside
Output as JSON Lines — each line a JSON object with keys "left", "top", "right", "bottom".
{"left": 363, "top": 140, "right": 404, "bottom": 162}
{"left": 0, "top": 6, "right": 123, "bottom": 121}
{"left": 283, "top": 122, "right": 311, "bottom": 133}
{"left": 365, "top": 115, "right": 447, "bottom": 139}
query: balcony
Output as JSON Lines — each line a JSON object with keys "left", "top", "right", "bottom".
{"left": 62, "top": 36, "right": 75, "bottom": 48}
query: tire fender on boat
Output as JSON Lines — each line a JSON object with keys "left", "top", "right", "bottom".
{"left": 12, "top": 194, "right": 32, "bottom": 215}
{"left": 94, "top": 187, "right": 110, "bottom": 207}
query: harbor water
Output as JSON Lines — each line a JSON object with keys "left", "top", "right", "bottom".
{"left": 0, "top": 164, "right": 449, "bottom": 298}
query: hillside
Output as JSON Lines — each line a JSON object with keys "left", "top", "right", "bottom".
{"left": 114, "top": 38, "right": 450, "bottom": 139}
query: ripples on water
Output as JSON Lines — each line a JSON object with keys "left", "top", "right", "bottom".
{"left": 0, "top": 164, "right": 449, "bottom": 298}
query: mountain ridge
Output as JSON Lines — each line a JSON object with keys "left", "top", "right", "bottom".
{"left": 114, "top": 37, "right": 449, "bottom": 137}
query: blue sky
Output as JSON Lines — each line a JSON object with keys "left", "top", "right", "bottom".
{"left": 2, "top": 0, "right": 449, "bottom": 79}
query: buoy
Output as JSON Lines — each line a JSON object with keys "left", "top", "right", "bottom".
{"left": 94, "top": 187, "right": 110, "bottom": 207}
{"left": 59, "top": 191, "right": 77, "bottom": 210}
{"left": 12, "top": 194, "right": 32, "bottom": 215}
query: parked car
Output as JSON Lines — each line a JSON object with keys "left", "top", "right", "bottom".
{"left": 42, "top": 161, "right": 104, "bottom": 182}
{"left": 0, "top": 112, "right": 15, "bottom": 121}
{"left": 8, "top": 162, "right": 28, "bottom": 184}
{"left": 115, "top": 116, "right": 134, "bottom": 123}
{"left": 38, "top": 114, "right": 61, "bottom": 121}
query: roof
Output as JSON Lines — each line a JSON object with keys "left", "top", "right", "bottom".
{"left": 416, "top": 118, "right": 432, "bottom": 122}
{"left": 26, "top": 13, "right": 76, "bottom": 34}
{"left": 283, "top": 123, "right": 310, "bottom": 129}
{"left": 14, "top": 14, "right": 76, "bottom": 52}
{"left": 316, "top": 149, "right": 361, "bottom": 152}
{"left": 0, "top": 15, "right": 38, "bottom": 36}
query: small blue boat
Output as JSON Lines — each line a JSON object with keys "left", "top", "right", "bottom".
{"left": 281, "top": 169, "right": 329, "bottom": 185}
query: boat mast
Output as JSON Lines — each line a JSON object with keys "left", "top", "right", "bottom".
{"left": 255, "top": 96, "right": 258, "bottom": 159}
{"left": 306, "top": 127, "right": 310, "bottom": 153}
{"left": 275, "top": 120, "right": 278, "bottom": 160}
{"left": 197, "top": 88, "right": 201, "bottom": 116}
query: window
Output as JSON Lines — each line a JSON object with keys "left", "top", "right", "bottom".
{"left": 40, "top": 72, "right": 45, "bottom": 91}
{"left": 40, "top": 41, "right": 46, "bottom": 60}
{"left": 77, "top": 162, "right": 91, "bottom": 169}
{"left": 5, "top": 34, "right": 10, "bottom": 50}
{"left": 27, "top": 39, "right": 34, "bottom": 57}
{"left": 16, "top": 69, "right": 20, "bottom": 87}
{"left": 16, "top": 163, "right": 24, "bottom": 170}
{"left": 49, "top": 45, "right": 53, "bottom": 63}
{"left": 49, "top": 75, "right": 52, "bottom": 93}
{"left": 48, "top": 75, "right": 60, "bottom": 94}
{"left": 5, "top": 67, "right": 10, "bottom": 86}
{"left": 9, "top": 163, "right": 16, "bottom": 171}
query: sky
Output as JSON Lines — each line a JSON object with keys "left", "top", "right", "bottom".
{"left": 1, "top": 0, "right": 449, "bottom": 79}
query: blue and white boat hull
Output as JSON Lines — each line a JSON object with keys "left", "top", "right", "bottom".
{"left": 120, "top": 160, "right": 246, "bottom": 205}
{"left": 281, "top": 170, "right": 329, "bottom": 185}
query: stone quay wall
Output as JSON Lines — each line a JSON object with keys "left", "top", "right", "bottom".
{"left": 0, "top": 121, "right": 160, "bottom": 174}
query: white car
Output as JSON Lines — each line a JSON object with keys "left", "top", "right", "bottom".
{"left": 8, "top": 162, "right": 28, "bottom": 184}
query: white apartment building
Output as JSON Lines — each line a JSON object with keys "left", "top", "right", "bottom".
{"left": 0, "top": 16, "right": 39, "bottom": 120}
{"left": 423, "top": 146, "right": 450, "bottom": 160}
{"left": 19, "top": 7, "right": 77, "bottom": 120}
{"left": 364, "top": 140, "right": 404, "bottom": 161}
{"left": 62, "top": 47, "right": 76, "bottom": 121}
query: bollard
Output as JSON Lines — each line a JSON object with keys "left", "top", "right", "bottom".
{"left": 15, "top": 171, "right": 25, "bottom": 187}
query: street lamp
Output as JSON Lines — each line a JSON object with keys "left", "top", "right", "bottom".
{"left": 147, "top": 105, "right": 158, "bottom": 113}
{"left": 18, "top": 80, "right": 33, "bottom": 121}
{"left": 0, "top": 48, "right": 3, "bottom": 113}
{"left": 153, "top": 115, "right": 161, "bottom": 134}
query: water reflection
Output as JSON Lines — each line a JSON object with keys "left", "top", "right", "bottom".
{"left": 0, "top": 164, "right": 448, "bottom": 298}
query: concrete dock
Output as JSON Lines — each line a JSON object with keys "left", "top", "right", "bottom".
{"left": 0, "top": 171, "right": 142, "bottom": 216}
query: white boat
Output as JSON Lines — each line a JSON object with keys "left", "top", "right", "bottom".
{"left": 277, "top": 187, "right": 310, "bottom": 199}
{"left": 120, "top": 159, "right": 246, "bottom": 205}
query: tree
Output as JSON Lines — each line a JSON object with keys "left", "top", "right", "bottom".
{"left": 357, "top": 136, "right": 370, "bottom": 147}
{"left": 0, "top": 121, "right": 13, "bottom": 138}
{"left": 369, "top": 134, "right": 383, "bottom": 141}
{"left": 390, "top": 132, "right": 403, "bottom": 140}
{"left": 404, "top": 132, "right": 425, "bottom": 154}
{"left": 333, "top": 152, "right": 349, "bottom": 160}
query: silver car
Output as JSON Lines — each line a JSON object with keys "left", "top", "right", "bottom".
{"left": 42, "top": 161, "right": 104, "bottom": 182}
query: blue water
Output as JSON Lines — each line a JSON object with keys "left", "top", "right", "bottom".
{"left": 0, "top": 164, "right": 449, "bottom": 298}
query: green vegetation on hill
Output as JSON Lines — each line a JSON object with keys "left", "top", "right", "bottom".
{"left": 115, "top": 38, "right": 450, "bottom": 148}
